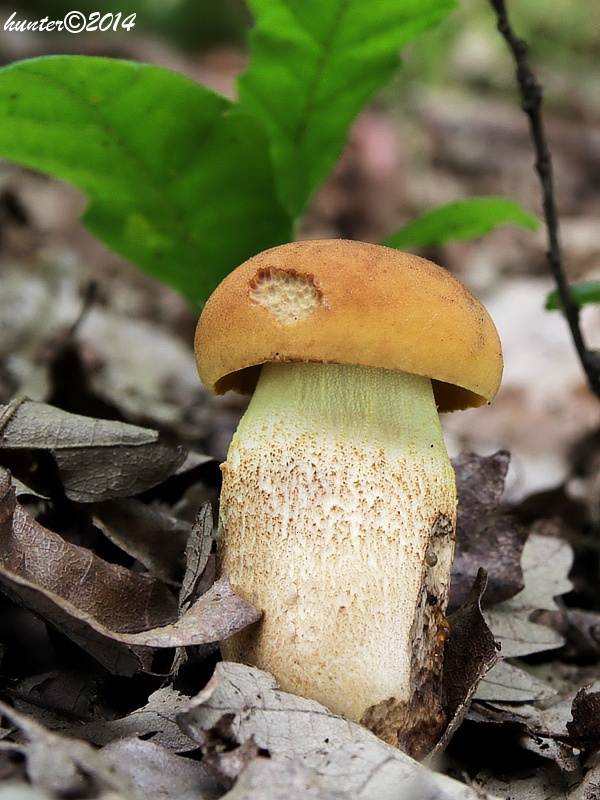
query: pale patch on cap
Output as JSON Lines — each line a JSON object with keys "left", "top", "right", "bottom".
{"left": 249, "top": 267, "right": 322, "bottom": 324}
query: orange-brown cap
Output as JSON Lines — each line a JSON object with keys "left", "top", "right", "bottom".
{"left": 194, "top": 239, "right": 502, "bottom": 412}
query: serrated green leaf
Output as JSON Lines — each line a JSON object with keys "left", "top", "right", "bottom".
{"left": 545, "top": 281, "right": 600, "bottom": 311}
{"left": 238, "top": 0, "right": 457, "bottom": 219}
{"left": 382, "top": 197, "right": 539, "bottom": 249}
{"left": 0, "top": 56, "right": 292, "bottom": 306}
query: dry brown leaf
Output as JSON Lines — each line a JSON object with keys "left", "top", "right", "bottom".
{"left": 451, "top": 451, "right": 528, "bottom": 609}
{"left": 533, "top": 607, "right": 600, "bottom": 662}
{"left": 433, "top": 570, "right": 500, "bottom": 758}
{"left": 222, "top": 758, "right": 346, "bottom": 800}
{"left": 178, "top": 662, "right": 499, "bottom": 800}
{"left": 93, "top": 498, "right": 190, "bottom": 582}
{"left": 0, "top": 700, "right": 142, "bottom": 799}
{"left": 0, "top": 471, "right": 179, "bottom": 629}
{"left": 444, "top": 571, "right": 501, "bottom": 717}
{"left": 468, "top": 682, "right": 592, "bottom": 772}
{"left": 116, "top": 578, "right": 260, "bottom": 648}
{"left": 170, "top": 502, "right": 216, "bottom": 677}
{"left": 483, "top": 533, "right": 572, "bottom": 660}
{"left": 75, "top": 685, "right": 195, "bottom": 752}
{"left": 10, "top": 670, "right": 113, "bottom": 726}
{"left": 0, "top": 568, "right": 153, "bottom": 675}
{"left": 101, "top": 738, "right": 223, "bottom": 800}
{"left": 179, "top": 502, "right": 214, "bottom": 613}
{"left": 470, "top": 533, "right": 573, "bottom": 709}
{"left": 0, "top": 472, "right": 259, "bottom": 675}
{"left": 0, "top": 398, "right": 185, "bottom": 501}
{"left": 454, "top": 451, "right": 510, "bottom": 524}
{"left": 473, "top": 661, "right": 557, "bottom": 704}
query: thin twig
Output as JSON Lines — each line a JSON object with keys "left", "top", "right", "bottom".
{"left": 488, "top": 0, "right": 600, "bottom": 401}
{"left": 67, "top": 280, "right": 98, "bottom": 339}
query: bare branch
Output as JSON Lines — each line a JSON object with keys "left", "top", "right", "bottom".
{"left": 489, "top": 0, "right": 600, "bottom": 401}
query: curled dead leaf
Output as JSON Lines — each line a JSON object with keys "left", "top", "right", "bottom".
{"left": 75, "top": 685, "right": 197, "bottom": 752}
{"left": 0, "top": 472, "right": 259, "bottom": 675}
{"left": 116, "top": 578, "right": 261, "bottom": 649}
{"left": 433, "top": 569, "right": 501, "bottom": 758}
{"left": 178, "top": 662, "right": 499, "bottom": 800}
{"left": 451, "top": 451, "right": 528, "bottom": 609}
{"left": 0, "top": 469, "right": 177, "bottom": 631}
{"left": 483, "top": 533, "right": 572, "bottom": 661}
{"left": 101, "top": 738, "right": 223, "bottom": 800}
{"left": 0, "top": 700, "right": 142, "bottom": 799}
{"left": 93, "top": 498, "right": 190, "bottom": 583}
{"left": 0, "top": 398, "right": 186, "bottom": 501}
{"left": 179, "top": 502, "right": 215, "bottom": 613}
{"left": 468, "top": 694, "right": 581, "bottom": 772}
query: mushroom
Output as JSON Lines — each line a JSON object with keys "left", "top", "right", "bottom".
{"left": 194, "top": 239, "right": 502, "bottom": 755}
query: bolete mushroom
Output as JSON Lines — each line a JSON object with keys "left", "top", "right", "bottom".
{"left": 194, "top": 239, "right": 502, "bottom": 755}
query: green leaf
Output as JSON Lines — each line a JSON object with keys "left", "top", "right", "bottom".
{"left": 0, "top": 56, "right": 292, "bottom": 306}
{"left": 545, "top": 281, "right": 600, "bottom": 311}
{"left": 382, "top": 197, "right": 539, "bottom": 249}
{"left": 238, "top": 0, "right": 457, "bottom": 219}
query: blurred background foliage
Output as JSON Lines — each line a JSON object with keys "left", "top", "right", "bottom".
{"left": 398, "top": 0, "right": 600, "bottom": 113}
{"left": 7, "top": 0, "right": 600, "bottom": 111}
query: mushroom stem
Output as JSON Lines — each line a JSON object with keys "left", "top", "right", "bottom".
{"left": 218, "top": 361, "right": 457, "bottom": 752}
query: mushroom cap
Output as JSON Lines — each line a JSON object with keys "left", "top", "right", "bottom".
{"left": 195, "top": 239, "right": 503, "bottom": 412}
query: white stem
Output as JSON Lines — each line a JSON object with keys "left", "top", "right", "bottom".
{"left": 218, "top": 362, "right": 457, "bottom": 751}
